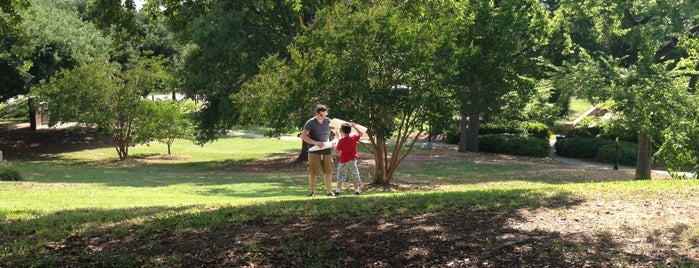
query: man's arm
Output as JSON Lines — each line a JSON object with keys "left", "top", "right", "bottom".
{"left": 301, "top": 129, "right": 323, "bottom": 148}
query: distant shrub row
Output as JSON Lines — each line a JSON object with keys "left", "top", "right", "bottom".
{"left": 554, "top": 136, "right": 637, "bottom": 166}
{"left": 479, "top": 122, "right": 552, "bottom": 140}
{"left": 0, "top": 167, "right": 22, "bottom": 181}
{"left": 479, "top": 134, "right": 550, "bottom": 157}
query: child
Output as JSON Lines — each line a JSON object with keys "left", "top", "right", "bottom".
{"left": 334, "top": 122, "right": 364, "bottom": 195}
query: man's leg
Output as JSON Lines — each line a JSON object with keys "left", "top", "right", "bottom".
{"left": 308, "top": 154, "right": 321, "bottom": 196}
{"left": 320, "top": 154, "right": 334, "bottom": 195}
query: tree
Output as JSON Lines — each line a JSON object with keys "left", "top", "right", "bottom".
{"left": 158, "top": 0, "right": 326, "bottom": 143}
{"left": 1, "top": 0, "right": 109, "bottom": 102}
{"left": 32, "top": 54, "right": 171, "bottom": 160}
{"left": 241, "top": 1, "right": 449, "bottom": 185}
{"left": 0, "top": 0, "right": 31, "bottom": 102}
{"left": 557, "top": 1, "right": 699, "bottom": 179}
{"left": 433, "top": 0, "right": 551, "bottom": 153}
{"left": 138, "top": 99, "right": 197, "bottom": 155}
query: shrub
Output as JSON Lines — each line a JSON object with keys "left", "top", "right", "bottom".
{"left": 479, "top": 123, "right": 512, "bottom": 135}
{"left": 554, "top": 137, "right": 613, "bottom": 158}
{"left": 521, "top": 122, "right": 552, "bottom": 140}
{"left": 0, "top": 167, "right": 22, "bottom": 181}
{"left": 479, "top": 134, "right": 550, "bottom": 157}
{"left": 596, "top": 141, "right": 638, "bottom": 166}
{"left": 0, "top": 97, "right": 29, "bottom": 120}
{"left": 566, "top": 125, "right": 602, "bottom": 138}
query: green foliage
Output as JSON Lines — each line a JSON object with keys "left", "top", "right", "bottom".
{"left": 479, "top": 134, "right": 550, "bottom": 157}
{"left": 657, "top": 118, "right": 699, "bottom": 176}
{"left": 0, "top": 96, "right": 28, "bottom": 120}
{"left": 566, "top": 125, "right": 602, "bottom": 138}
{"left": 554, "top": 137, "right": 613, "bottom": 159}
{"left": 136, "top": 100, "right": 197, "bottom": 155}
{"left": 1, "top": 0, "right": 109, "bottom": 102}
{"left": 175, "top": 0, "right": 312, "bottom": 143}
{"left": 521, "top": 122, "right": 552, "bottom": 140}
{"left": 243, "top": 1, "right": 449, "bottom": 184}
{"left": 0, "top": 167, "right": 22, "bottom": 181}
{"left": 31, "top": 53, "right": 172, "bottom": 160}
{"left": 596, "top": 141, "right": 638, "bottom": 167}
{"left": 557, "top": 0, "right": 699, "bottom": 179}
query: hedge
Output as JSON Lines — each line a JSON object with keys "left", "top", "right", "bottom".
{"left": 0, "top": 167, "right": 22, "bottom": 181}
{"left": 479, "top": 134, "right": 550, "bottom": 157}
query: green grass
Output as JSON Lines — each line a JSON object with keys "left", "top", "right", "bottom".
{"left": 2, "top": 137, "right": 699, "bottom": 266}
{"left": 567, "top": 98, "right": 593, "bottom": 120}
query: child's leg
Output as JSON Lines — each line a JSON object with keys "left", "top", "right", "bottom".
{"left": 336, "top": 162, "right": 346, "bottom": 193}
{"left": 349, "top": 159, "right": 361, "bottom": 193}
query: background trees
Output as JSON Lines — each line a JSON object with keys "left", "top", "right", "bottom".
{"left": 6, "top": 0, "right": 699, "bottom": 179}
{"left": 164, "top": 0, "right": 325, "bottom": 143}
{"left": 32, "top": 54, "right": 172, "bottom": 160}
{"left": 557, "top": 0, "right": 699, "bottom": 179}
{"left": 433, "top": 0, "right": 552, "bottom": 153}
{"left": 242, "top": 0, "right": 449, "bottom": 185}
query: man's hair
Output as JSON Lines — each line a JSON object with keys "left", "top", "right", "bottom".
{"left": 315, "top": 104, "right": 328, "bottom": 113}
{"left": 340, "top": 123, "right": 351, "bottom": 134}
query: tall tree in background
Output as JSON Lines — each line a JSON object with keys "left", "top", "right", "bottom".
{"left": 242, "top": 0, "right": 449, "bottom": 185}
{"left": 558, "top": 0, "right": 699, "bottom": 179}
{"left": 157, "top": 0, "right": 326, "bottom": 143}
{"left": 0, "top": 0, "right": 31, "bottom": 101}
{"left": 434, "top": 0, "right": 551, "bottom": 153}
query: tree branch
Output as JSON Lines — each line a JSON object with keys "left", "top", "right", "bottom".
{"left": 624, "top": 9, "right": 653, "bottom": 26}
{"left": 654, "top": 37, "right": 678, "bottom": 63}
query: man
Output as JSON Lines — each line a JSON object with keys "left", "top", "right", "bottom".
{"left": 301, "top": 104, "right": 339, "bottom": 197}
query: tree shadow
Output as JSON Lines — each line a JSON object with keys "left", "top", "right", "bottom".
{"left": 2, "top": 189, "right": 696, "bottom": 267}
{"left": 0, "top": 125, "right": 114, "bottom": 160}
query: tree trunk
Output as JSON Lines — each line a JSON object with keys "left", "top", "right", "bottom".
{"left": 373, "top": 137, "right": 388, "bottom": 185}
{"left": 635, "top": 132, "right": 652, "bottom": 180}
{"left": 466, "top": 107, "right": 480, "bottom": 152}
{"left": 28, "top": 98, "right": 37, "bottom": 131}
{"left": 294, "top": 141, "right": 309, "bottom": 163}
{"left": 458, "top": 115, "right": 468, "bottom": 152}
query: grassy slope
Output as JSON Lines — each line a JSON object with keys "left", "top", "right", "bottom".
{"left": 1, "top": 137, "right": 698, "bottom": 267}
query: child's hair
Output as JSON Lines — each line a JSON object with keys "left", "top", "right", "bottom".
{"left": 340, "top": 123, "right": 351, "bottom": 134}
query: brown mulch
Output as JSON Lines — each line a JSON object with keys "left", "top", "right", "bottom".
{"left": 2, "top": 125, "right": 698, "bottom": 267}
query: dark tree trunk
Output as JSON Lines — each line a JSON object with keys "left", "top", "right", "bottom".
{"left": 295, "top": 141, "right": 309, "bottom": 163}
{"left": 28, "top": 98, "right": 37, "bottom": 131}
{"left": 466, "top": 108, "right": 480, "bottom": 152}
{"left": 635, "top": 132, "right": 652, "bottom": 180}
{"left": 458, "top": 115, "right": 468, "bottom": 152}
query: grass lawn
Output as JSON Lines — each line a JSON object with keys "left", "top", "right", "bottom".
{"left": 1, "top": 135, "right": 699, "bottom": 267}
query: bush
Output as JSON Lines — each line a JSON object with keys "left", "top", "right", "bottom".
{"left": 479, "top": 123, "right": 513, "bottom": 135}
{"left": 554, "top": 137, "right": 613, "bottom": 158}
{"left": 0, "top": 97, "right": 29, "bottom": 120}
{"left": 566, "top": 125, "right": 602, "bottom": 138}
{"left": 0, "top": 167, "right": 22, "bottom": 181}
{"left": 479, "top": 134, "right": 550, "bottom": 157}
{"left": 521, "top": 122, "right": 552, "bottom": 140}
{"left": 596, "top": 141, "right": 638, "bottom": 166}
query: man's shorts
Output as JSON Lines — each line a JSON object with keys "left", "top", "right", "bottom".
{"left": 308, "top": 153, "right": 333, "bottom": 177}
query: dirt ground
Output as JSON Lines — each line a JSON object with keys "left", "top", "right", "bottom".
{"left": 2, "top": 125, "right": 698, "bottom": 267}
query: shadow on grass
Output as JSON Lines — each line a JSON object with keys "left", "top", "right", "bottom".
{"left": 2, "top": 189, "right": 696, "bottom": 267}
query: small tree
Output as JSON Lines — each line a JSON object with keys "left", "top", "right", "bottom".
{"left": 137, "top": 99, "right": 197, "bottom": 155}
{"left": 32, "top": 54, "right": 171, "bottom": 160}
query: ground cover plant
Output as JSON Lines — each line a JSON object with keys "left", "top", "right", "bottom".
{"left": 1, "top": 126, "right": 698, "bottom": 267}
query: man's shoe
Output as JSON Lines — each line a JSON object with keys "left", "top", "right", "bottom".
{"left": 308, "top": 192, "right": 316, "bottom": 197}
{"left": 355, "top": 191, "right": 361, "bottom": 195}
{"left": 334, "top": 191, "right": 341, "bottom": 196}
{"left": 326, "top": 192, "right": 335, "bottom": 196}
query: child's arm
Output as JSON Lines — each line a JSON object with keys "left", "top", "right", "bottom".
{"left": 351, "top": 123, "right": 364, "bottom": 137}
